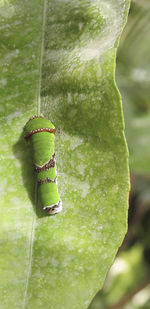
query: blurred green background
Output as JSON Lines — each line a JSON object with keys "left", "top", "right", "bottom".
{"left": 89, "top": 0, "right": 150, "bottom": 308}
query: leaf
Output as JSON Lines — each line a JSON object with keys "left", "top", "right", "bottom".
{"left": 0, "top": 1, "right": 130, "bottom": 308}
{"left": 116, "top": 0, "right": 150, "bottom": 173}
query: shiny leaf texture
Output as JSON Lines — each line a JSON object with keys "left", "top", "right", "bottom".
{"left": 0, "top": 1, "right": 130, "bottom": 308}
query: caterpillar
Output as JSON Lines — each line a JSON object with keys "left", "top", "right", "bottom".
{"left": 24, "top": 115, "right": 62, "bottom": 215}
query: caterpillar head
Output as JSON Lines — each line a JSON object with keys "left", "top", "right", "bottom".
{"left": 43, "top": 200, "right": 62, "bottom": 215}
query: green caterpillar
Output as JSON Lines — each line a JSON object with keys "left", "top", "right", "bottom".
{"left": 24, "top": 115, "right": 62, "bottom": 215}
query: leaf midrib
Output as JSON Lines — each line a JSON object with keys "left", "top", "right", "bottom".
{"left": 23, "top": 1, "right": 47, "bottom": 307}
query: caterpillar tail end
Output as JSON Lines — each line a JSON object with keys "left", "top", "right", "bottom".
{"left": 43, "top": 199, "right": 62, "bottom": 215}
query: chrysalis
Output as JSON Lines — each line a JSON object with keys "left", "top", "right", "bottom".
{"left": 24, "top": 115, "right": 62, "bottom": 215}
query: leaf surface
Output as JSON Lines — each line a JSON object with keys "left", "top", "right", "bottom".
{"left": 0, "top": 1, "right": 130, "bottom": 308}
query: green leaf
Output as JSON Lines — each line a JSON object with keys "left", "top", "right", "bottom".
{"left": 0, "top": 1, "right": 130, "bottom": 308}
